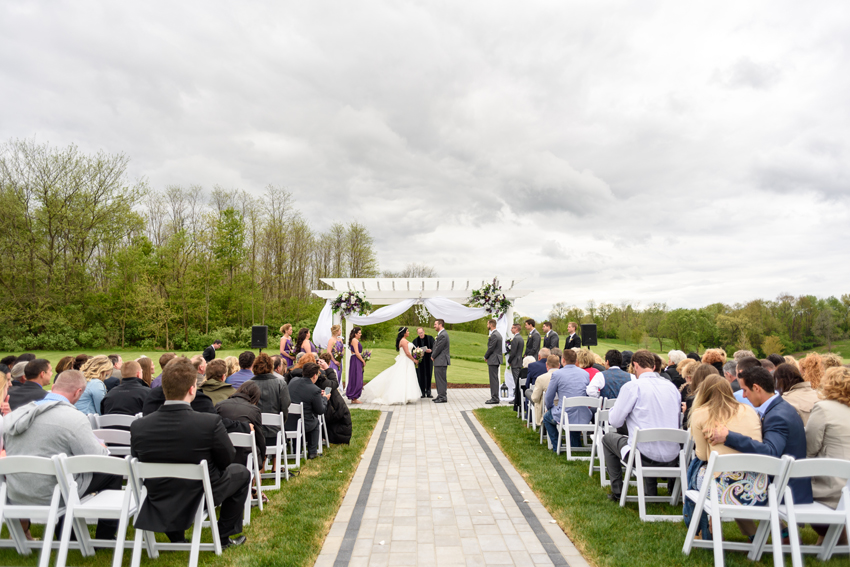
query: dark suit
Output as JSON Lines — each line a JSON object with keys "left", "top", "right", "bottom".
{"left": 724, "top": 396, "right": 813, "bottom": 504}
{"left": 143, "top": 387, "right": 249, "bottom": 434}
{"left": 565, "top": 333, "right": 582, "bottom": 349}
{"left": 101, "top": 377, "right": 150, "bottom": 416}
{"left": 543, "top": 331, "right": 559, "bottom": 351}
{"left": 507, "top": 334, "right": 525, "bottom": 409}
{"left": 103, "top": 376, "right": 120, "bottom": 392}
{"left": 8, "top": 381, "right": 47, "bottom": 410}
{"left": 216, "top": 393, "right": 267, "bottom": 464}
{"left": 130, "top": 403, "right": 250, "bottom": 539}
{"left": 484, "top": 330, "right": 503, "bottom": 401}
{"left": 525, "top": 330, "right": 540, "bottom": 360}
{"left": 202, "top": 345, "right": 217, "bottom": 363}
{"left": 413, "top": 335, "right": 436, "bottom": 397}
{"left": 431, "top": 330, "right": 451, "bottom": 401}
{"left": 286, "top": 376, "right": 327, "bottom": 454}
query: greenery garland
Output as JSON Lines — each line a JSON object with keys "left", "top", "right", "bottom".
{"left": 331, "top": 290, "right": 373, "bottom": 318}
{"left": 469, "top": 278, "right": 512, "bottom": 320}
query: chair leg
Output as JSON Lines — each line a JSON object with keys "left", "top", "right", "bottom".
{"left": 130, "top": 529, "right": 144, "bottom": 567}
{"left": 188, "top": 503, "right": 205, "bottom": 567}
{"left": 818, "top": 523, "right": 843, "bottom": 561}
{"left": 682, "top": 494, "right": 703, "bottom": 555}
{"left": 709, "top": 482, "right": 725, "bottom": 567}
{"left": 767, "top": 487, "right": 784, "bottom": 567}
{"left": 111, "top": 493, "right": 132, "bottom": 567}
{"left": 784, "top": 491, "right": 802, "bottom": 567}
{"left": 55, "top": 500, "right": 76, "bottom": 567}
{"left": 636, "top": 469, "right": 647, "bottom": 521}
{"left": 39, "top": 489, "right": 61, "bottom": 567}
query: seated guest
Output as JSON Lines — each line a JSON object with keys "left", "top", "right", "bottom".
{"left": 150, "top": 352, "right": 176, "bottom": 389}
{"left": 663, "top": 350, "right": 685, "bottom": 388}
{"left": 224, "top": 356, "right": 239, "bottom": 379}
{"left": 516, "top": 355, "right": 536, "bottom": 411}
{"left": 806, "top": 366, "right": 850, "bottom": 543}
{"left": 710, "top": 366, "right": 813, "bottom": 505}
{"left": 77, "top": 355, "right": 112, "bottom": 415}
{"left": 576, "top": 349, "right": 602, "bottom": 394}
{"left": 603, "top": 350, "right": 681, "bottom": 501}
{"left": 191, "top": 355, "right": 207, "bottom": 384}
{"left": 526, "top": 348, "right": 551, "bottom": 390}
{"left": 200, "top": 360, "right": 235, "bottom": 406}
{"left": 318, "top": 353, "right": 336, "bottom": 381}
{"left": 588, "top": 350, "right": 632, "bottom": 400}
{"left": 733, "top": 357, "right": 774, "bottom": 411}
{"left": 687, "top": 351, "right": 701, "bottom": 362}
{"left": 0, "top": 364, "right": 9, "bottom": 419}
{"left": 225, "top": 351, "right": 255, "bottom": 388}
{"left": 131, "top": 358, "right": 249, "bottom": 548}
{"left": 105, "top": 355, "right": 123, "bottom": 391}
{"left": 701, "top": 348, "right": 726, "bottom": 376}
{"left": 4, "top": 370, "right": 121, "bottom": 539}
{"left": 685, "top": 375, "right": 764, "bottom": 540}
{"left": 775, "top": 362, "right": 820, "bottom": 426}
{"left": 723, "top": 360, "right": 741, "bottom": 392}
{"left": 248, "top": 353, "right": 291, "bottom": 448}
{"left": 9, "top": 359, "right": 50, "bottom": 410}
{"left": 286, "top": 362, "right": 328, "bottom": 459}
{"left": 101, "top": 360, "right": 150, "bottom": 416}
{"left": 682, "top": 364, "right": 720, "bottom": 426}
{"left": 542, "top": 349, "right": 590, "bottom": 451}
{"left": 530, "top": 355, "right": 560, "bottom": 426}
{"left": 766, "top": 353, "right": 786, "bottom": 368}
{"left": 137, "top": 356, "right": 154, "bottom": 386}
{"left": 733, "top": 349, "right": 756, "bottom": 362}
{"left": 799, "top": 353, "right": 824, "bottom": 390}
{"left": 760, "top": 359, "right": 776, "bottom": 373}
{"left": 272, "top": 355, "right": 286, "bottom": 380}
{"left": 315, "top": 366, "right": 352, "bottom": 444}
{"left": 286, "top": 353, "right": 317, "bottom": 384}
{"left": 0, "top": 355, "right": 16, "bottom": 371}
{"left": 216, "top": 380, "right": 266, "bottom": 465}
{"left": 72, "top": 354, "right": 89, "bottom": 370}
{"left": 821, "top": 353, "right": 843, "bottom": 371}
{"left": 10, "top": 361, "right": 27, "bottom": 388}
{"left": 53, "top": 356, "right": 75, "bottom": 384}
{"left": 620, "top": 350, "right": 634, "bottom": 371}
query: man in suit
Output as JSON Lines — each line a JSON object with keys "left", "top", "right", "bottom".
{"left": 101, "top": 360, "right": 151, "bottom": 416}
{"left": 9, "top": 359, "right": 50, "bottom": 410}
{"left": 130, "top": 357, "right": 249, "bottom": 548}
{"left": 202, "top": 339, "right": 222, "bottom": 363}
{"left": 524, "top": 319, "right": 540, "bottom": 360}
{"left": 723, "top": 360, "right": 742, "bottom": 392}
{"left": 710, "top": 365, "right": 813, "bottom": 506}
{"left": 286, "top": 362, "right": 329, "bottom": 458}
{"left": 542, "top": 321, "right": 559, "bottom": 351}
{"left": 413, "top": 327, "right": 436, "bottom": 398}
{"left": 431, "top": 319, "right": 451, "bottom": 403}
{"left": 564, "top": 322, "right": 582, "bottom": 349}
{"left": 105, "top": 355, "right": 122, "bottom": 391}
{"left": 507, "top": 324, "right": 524, "bottom": 409}
{"left": 483, "top": 319, "right": 503, "bottom": 404}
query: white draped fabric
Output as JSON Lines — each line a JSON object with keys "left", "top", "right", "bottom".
{"left": 347, "top": 299, "right": 417, "bottom": 326}
{"left": 312, "top": 301, "right": 334, "bottom": 350}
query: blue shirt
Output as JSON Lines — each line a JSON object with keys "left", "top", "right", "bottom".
{"left": 735, "top": 390, "right": 778, "bottom": 415}
{"left": 545, "top": 365, "right": 591, "bottom": 424}
{"left": 226, "top": 368, "right": 254, "bottom": 388}
{"left": 74, "top": 380, "right": 107, "bottom": 415}
{"left": 35, "top": 392, "right": 71, "bottom": 406}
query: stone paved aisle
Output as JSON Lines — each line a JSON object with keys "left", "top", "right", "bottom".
{"left": 314, "top": 389, "right": 591, "bottom": 567}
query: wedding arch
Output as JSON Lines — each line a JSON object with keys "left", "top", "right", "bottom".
{"left": 310, "top": 277, "right": 533, "bottom": 389}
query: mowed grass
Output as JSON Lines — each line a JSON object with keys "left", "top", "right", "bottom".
{"left": 0, "top": 409, "right": 381, "bottom": 567}
{"left": 792, "top": 338, "right": 850, "bottom": 364}
{"left": 474, "top": 407, "right": 840, "bottom": 567}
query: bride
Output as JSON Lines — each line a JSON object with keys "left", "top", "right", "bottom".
{"left": 360, "top": 327, "right": 422, "bottom": 405}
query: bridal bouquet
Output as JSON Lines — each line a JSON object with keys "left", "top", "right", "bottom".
{"left": 363, "top": 350, "right": 372, "bottom": 362}
{"left": 411, "top": 347, "right": 424, "bottom": 366}
{"left": 282, "top": 341, "right": 296, "bottom": 357}
{"left": 331, "top": 290, "right": 373, "bottom": 318}
{"left": 469, "top": 277, "right": 512, "bottom": 320}
{"left": 331, "top": 341, "right": 345, "bottom": 364}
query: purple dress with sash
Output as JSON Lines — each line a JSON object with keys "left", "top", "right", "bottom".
{"left": 280, "top": 337, "right": 294, "bottom": 368}
{"left": 328, "top": 339, "right": 343, "bottom": 379}
{"left": 346, "top": 342, "right": 364, "bottom": 400}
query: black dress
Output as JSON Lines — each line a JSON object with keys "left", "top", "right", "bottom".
{"left": 412, "top": 334, "right": 436, "bottom": 397}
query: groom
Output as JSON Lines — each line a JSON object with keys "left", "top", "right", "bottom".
{"left": 431, "top": 319, "right": 451, "bottom": 404}
{"left": 484, "top": 319, "right": 503, "bottom": 404}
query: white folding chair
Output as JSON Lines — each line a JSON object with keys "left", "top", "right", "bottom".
{"left": 682, "top": 452, "right": 791, "bottom": 566}
{"left": 555, "top": 396, "right": 603, "bottom": 460}
{"left": 603, "top": 397, "right": 618, "bottom": 410}
{"left": 129, "top": 458, "right": 223, "bottom": 567}
{"left": 54, "top": 454, "right": 138, "bottom": 567}
{"left": 778, "top": 458, "right": 850, "bottom": 564}
{"left": 588, "top": 409, "right": 611, "bottom": 487}
{"left": 95, "top": 414, "right": 140, "bottom": 429}
{"left": 261, "top": 412, "right": 289, "bottom": 489}
{"left": 0, "top": 456, "right": 65, "bottom": 567}
{"left": 228, "top": 432, "right": 262, "bottom": 525}
{"left": 286, "top": 402, "right": 306, "bottom": 464}
{"left": 93, "top": 429, "right": 132, "bottom": 456}
{"left": 618, "top": 428, "right": 690, "bottom": 521}
{"left": 317, "top": 414, "right": 330, "bottom": 455}
{"left": 87, "top": 414, "right": 99, "bottom": 429}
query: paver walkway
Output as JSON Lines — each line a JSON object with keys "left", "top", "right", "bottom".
{"left": 315, "top": 388, "right": 591, "bottom": 567}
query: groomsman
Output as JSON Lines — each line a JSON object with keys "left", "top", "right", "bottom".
{"left": 431, "top": 319, "right": 451, "bottom": 403}
{"left": 542, "top": 321, "right": 559, "bottom": 350}
{"left": 525, "top": 319, "right": 541, "bottom": 360}
{"left": 484, "top": 320, "right": 503, "bottom": 404}
{"left": 507, "top": 323, "right": 524, "bottom": 409}
{"left": 565, "top": 322, "right": 582, "bottom": 349}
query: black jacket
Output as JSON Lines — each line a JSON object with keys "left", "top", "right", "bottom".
{"left": 131, "top": 404, "right": 238, "bottom": 532}
{"left": 663, "top": 366, "right": 686, "bottom": 390}
{"left": 216, "top": 392, "right": 267, "bottom": 462}
{"left": 565, "top": 333, "right": 582, "bottom": 349}
{"left": 103, "top": 377, "right": 120, "bottom": 392}
{"left": 285, "top": 368, "right": 302, "bottom": 384}
{"left": 142, "top": 386, "right": 249, "bottom": 434}
{"left": 8, "top": 381, "right": 47, "bottom": 411}
{"left": 101, "top": 377, "right": 150, "bottom": 416}
{"left": 202, "top": 345, "right": 217, "bottom": 362}
{"left": 286, "top": 376, "right": 326, "bottom": 433}
{"left": 315, "top": 374, "right": 351, "bottom": 444}
{"left": 248, "top": 373, "right": 291, "bottom": 439}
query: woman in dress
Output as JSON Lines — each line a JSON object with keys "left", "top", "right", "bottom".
{"left": 77, "top": 355, "right": 112, "bottom": 415}
{"left": 346, "top": 327, "right": 365, "bottom": 403}
{"left": 360, "top": 327, "right": 422, "bottom": 406}
{"left": 296, "top": 327, "right": 315, "bottom": 355}
{"left": 685, "top": 374, "right": 765, "bottom": 540}
{"left": 327, "top": 325, "right": 343, "bottom": 379}
{"left": 279, "top": 324, "right": 295, "bottom": 368}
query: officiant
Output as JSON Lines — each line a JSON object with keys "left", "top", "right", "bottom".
{"left": 413, "top": 327, "right": 435, "bottom": 398}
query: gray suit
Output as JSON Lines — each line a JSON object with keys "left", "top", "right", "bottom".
{"left": 543, "top": 331, "right": 559, "bottom": 351}
{"left": 431, "top": 329, "right": 451, "bottom": 400}
{"left": 484, "top": 330, "right": 503, "bottom": 400}
{"left": 525, "top": 329, "right": 541, "bottom": 360}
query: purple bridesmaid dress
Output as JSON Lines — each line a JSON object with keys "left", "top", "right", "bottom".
{"left": 281, "top": 337, "right": 294, "bottom": 368}
{"left": 346, "top": 342, "right": 364, "bottom": 400}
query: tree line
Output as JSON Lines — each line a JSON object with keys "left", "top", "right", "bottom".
{"left": 0, "top": 139, "right": 379, "bottom": 351}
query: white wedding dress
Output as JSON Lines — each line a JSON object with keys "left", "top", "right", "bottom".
{"left": 360, "top": 340, "right": 422, "bottom": 405}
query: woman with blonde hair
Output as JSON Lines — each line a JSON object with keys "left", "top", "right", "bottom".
{"left": 775, "top": 363, "right": 820, "bottom": 426}
{"left": 682, "top": 364, "right": 720, "bottom": 425}
{"left": 224, "top": 356, "right": 239, "bottom": 378}
{"left": 799, "top": 352, "right": 825, "bottom": 390}
{"left": 685, "top": 374, "right": 764, "bottom": 540}
{"left": 576, "top": 349, "right": 603, "bottom": 386}
{"left": 783, "top": 355, "right": 800, "bottom": 370}
{"left": 77, "top": 355, "right": 112, "bottom": 415}
{"left": 806, "top": 367, "right": 850, "bottom": 512}
{"left": 137, "top": 356, "right": 154, "bottom": 386}
{"left": 279, "top": 324, "right": 294, "bottom": 368}
{"left": 821, "top": 353, "right": 843, "bottom": 370}
{"left": 327, "top": 324, "right": 343, "bottom": 379}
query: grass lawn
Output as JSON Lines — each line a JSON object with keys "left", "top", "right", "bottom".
{"left": 473, "top": 407, "right": 840, "bottom": 567}
{"left": 792, "top": 338, "right": 850, "bottom": 364}
{"left": 0, "top": 409, "right": 381, "bottom": 567}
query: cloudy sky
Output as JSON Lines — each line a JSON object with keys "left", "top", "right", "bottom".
{"left": 2, "top": 1, "right": 848, "bottom": 318}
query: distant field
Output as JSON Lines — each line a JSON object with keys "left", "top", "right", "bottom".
{"left": 791, "top": 338, "right": 850, "bottom": 364}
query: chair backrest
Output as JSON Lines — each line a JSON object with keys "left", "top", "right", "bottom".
{"left": 632, "top": 428, "right": 690, "bottom": 445}
{"left": 92, "top": 429, "right": 132, "bottom": 446}
{"left": 97, "top": 414, "right": 139, "bottom": 429}
{"left": 289, "top": 402, "right": 304, "bottom": 415}
{"left": 707, "top": 451, "right": 789, "bottom": 478}
{"left": 0, "top": 455, "right": 57, "bottom": 476}
{"left": 261, "top": 412, "right": 285, "bottom": 428}
{"left": 602, "top": 397, "right": 617, "bottom": 409}
{"left": 58, "top": 454, "right": 132, "bottom": 479}
{"left": 561, "top": 396, "right": 603, "bottom": 409}
{"left": 596, "top": 409, "right": 610, "bottom": 424}
{"left": 785, "top": 457, "right": 850, "bottom": 482}
{"left": 228, "top": 432, "right": 254, "bottom": 449}
{"left": 132, "top": 459, "right": 207, "bottom": 481}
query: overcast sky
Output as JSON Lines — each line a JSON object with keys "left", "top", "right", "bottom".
{"left": 2, "top": 1, "right": 848, "bottom": 318}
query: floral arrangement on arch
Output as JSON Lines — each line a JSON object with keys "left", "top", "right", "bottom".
{"left": 331, "top": 290, "right": 373, "bottom": 319}
{"left": 468, "top": 278, "right": 512, "bottom": 320}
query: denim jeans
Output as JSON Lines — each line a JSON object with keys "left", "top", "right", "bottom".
{"left": 542, "top": 410, "right": 582, "bottom": 451}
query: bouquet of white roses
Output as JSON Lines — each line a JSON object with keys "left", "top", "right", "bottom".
{"left": 411, "top": 347, "right": 424, "bottom": 366}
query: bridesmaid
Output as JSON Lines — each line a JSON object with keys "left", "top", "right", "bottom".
{"left": 346, "top": 326, "right": 365, "bottom": 403}
{"left": 279, "top": 324, "right": 294, "bottom": 368}
{"left": 327, "top": 324, "right": 343, "bottom": 379}
{"left": 296, "top": 327, "right": 314, "bottom": 355}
